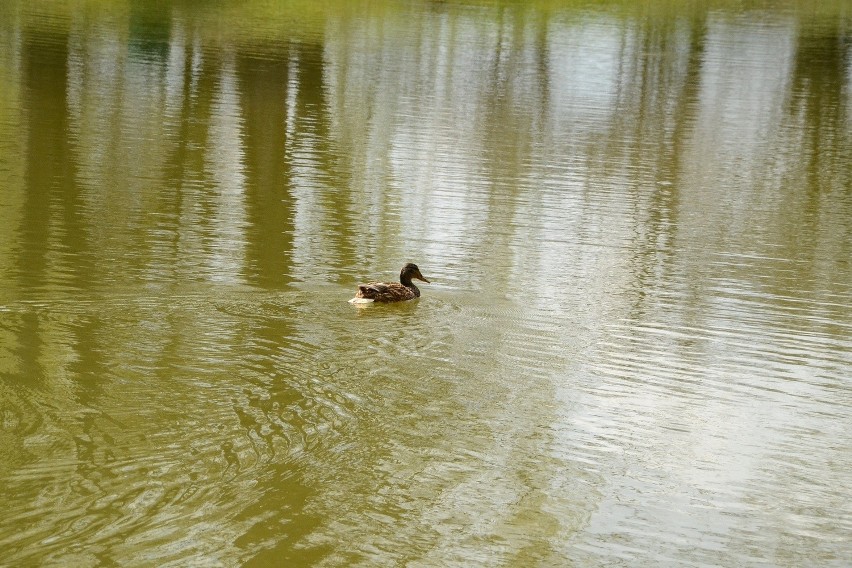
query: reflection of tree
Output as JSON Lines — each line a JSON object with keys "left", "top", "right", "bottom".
{"left": 235, "top": 39, "right": 361, "bottom": 283}
{"left": 300, "top": 43, "right": 361, "bottom": 275}
{"left": 622, "top": 14, "right": 706, "bottom": 318}
{"left": 156, "top": 34, "right": 220, "bottom": 278}
{"left": 128, "top": 2, "right": 171, "bottom": 60}
{"left": 289, "top": 43, "right": 360, "bottom": 275}
{"left": 479, "top": 6, "right": 547, "bottom": 293}
{"left": 789, "top": 23, "right": 851, "bottom": 225}
{"left": 236, "top": 51, "right": 295, "bottom": 288}
{"left": 15, "top": 28, "right": 79, "bottom": 393}
{"left": 774, "top": 21, "right": 852, "bottom": 311}
{"left": 20, "top": 27, "right": 83, "bottom": 292}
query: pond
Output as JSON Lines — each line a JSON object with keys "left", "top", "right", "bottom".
{"left": 1, "top": 1, "right": 850, "bottom": 565}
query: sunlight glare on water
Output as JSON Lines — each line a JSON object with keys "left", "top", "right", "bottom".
{"left": 0, "top": 1, "right": 850, "bottom": 566}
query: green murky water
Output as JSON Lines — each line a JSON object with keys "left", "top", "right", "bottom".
{"left": 1, "top": 1, "right": 851, "bottom": 565}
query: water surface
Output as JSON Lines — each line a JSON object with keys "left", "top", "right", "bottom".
{"left": 1, "top": 1, "right": 851, "bottom": 566}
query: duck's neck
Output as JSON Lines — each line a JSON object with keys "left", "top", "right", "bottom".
{"left": 399, "top": 273, "right": 420, "bottom": 296}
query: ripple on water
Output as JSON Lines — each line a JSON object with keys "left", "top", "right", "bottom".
{"left": 0, "top": 289, "right": 369, "bottom": 565}
{"left": 553, "top": 255, "right": 852, "bottom": 566}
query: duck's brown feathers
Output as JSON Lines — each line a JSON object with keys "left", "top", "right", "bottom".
{"left": 351, "top": 263, "right": 430, "bottom": 303}
{"left": 355, "top": 282, "right": 419, "bottom": 302}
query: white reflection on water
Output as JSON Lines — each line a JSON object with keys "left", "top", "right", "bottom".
{"left": 683, "top": 15, "right": 797, "bottom": 240}
{"left": 546, "top": 15, "right": 621, "bottom": 131}
{"left": 205, "top": 55, "right": 248, "bottom": 284}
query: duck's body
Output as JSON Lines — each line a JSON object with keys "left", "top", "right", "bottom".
{"left": 349, "top": 263, "right": 430, "bottom": 303}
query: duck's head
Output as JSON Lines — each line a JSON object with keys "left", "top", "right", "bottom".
{"left": 401, "top": 263, "right": 430, "bottom": 284}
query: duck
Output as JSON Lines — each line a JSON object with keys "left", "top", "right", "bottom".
{"left": 349, "top": 263, "right": 430, "bottom": 303}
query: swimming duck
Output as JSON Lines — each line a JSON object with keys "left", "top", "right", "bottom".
{"left": 349, "top": 263, "right": 430, "bottom": 303}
